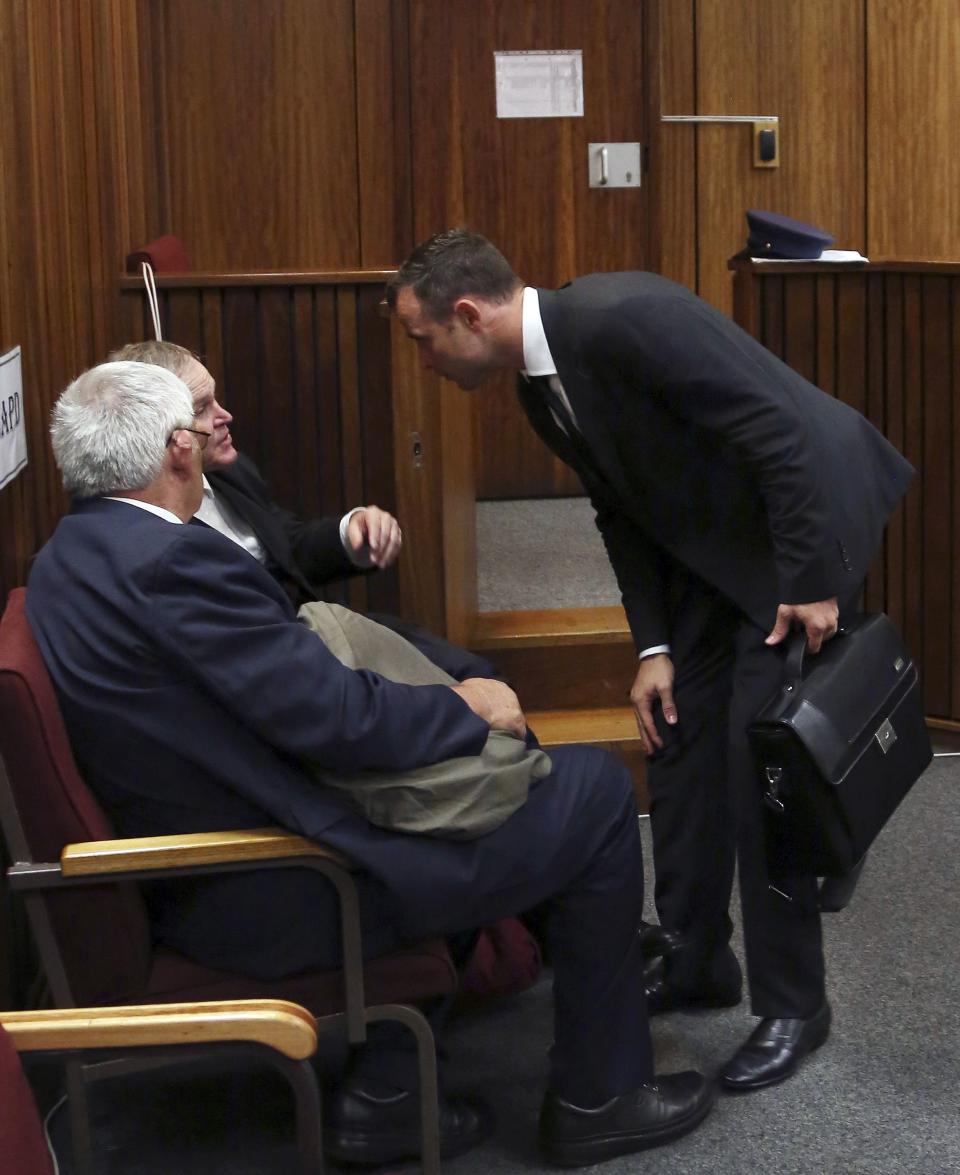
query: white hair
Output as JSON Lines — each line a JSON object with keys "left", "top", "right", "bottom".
{"left": 51, "top": 361, "right": 195, "bottom": 498}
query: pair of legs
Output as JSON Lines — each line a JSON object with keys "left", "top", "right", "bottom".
{"left": 153, "top": 743, "right": 651, "bottom": 1107}
{"left": 646, "top": 566, "right": 857, "bottom": 1016}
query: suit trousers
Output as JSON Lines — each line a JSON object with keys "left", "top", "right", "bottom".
{"left": 152, "top": 744, "right": 650, "bottom": 1107}
{"left": 646, "top": 563, "right": 859, "bottom": 1018}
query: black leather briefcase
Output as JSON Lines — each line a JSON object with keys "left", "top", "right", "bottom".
{"left": 749, "top": 613, "right": 932, "bottom": 878}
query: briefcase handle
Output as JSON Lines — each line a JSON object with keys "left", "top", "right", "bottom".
{"left": 782, "top": 623, "right": 851, "bottom": 686}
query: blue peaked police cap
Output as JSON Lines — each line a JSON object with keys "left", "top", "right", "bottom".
{"left": 745, "top": 210, "right": 835, "bottom": 259}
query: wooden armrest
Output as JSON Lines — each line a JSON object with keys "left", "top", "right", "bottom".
{"left": 60, "top": 826, "right": 352, "bottom": 877}
{"left": 0, "top": 999, "right": 317, "bottom": 1061}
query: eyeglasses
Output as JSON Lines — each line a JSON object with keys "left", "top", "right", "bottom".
{"left": 167, "top": 426, "right": 211, "bottom": 451}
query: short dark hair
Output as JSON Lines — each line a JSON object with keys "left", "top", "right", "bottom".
{"left": 387, "top": 229, "right": 521, "bottom": 320}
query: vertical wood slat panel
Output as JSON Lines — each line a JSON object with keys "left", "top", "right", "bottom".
{"left": 919, "top": 277, "right": 952, "bottom": 714}
{"left": 901, "top": 277, "right": 925, "bottom": 689}
{"left": 733, "top": 262, "right": 960, "bottom": 722}
{"left": 882, "top": 274, "right": 906, "bottom": 640}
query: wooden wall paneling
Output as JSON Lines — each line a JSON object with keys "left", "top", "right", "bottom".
{"left": 312, "top": 289, "right": 346, "bottom": 527}
{"left": 759, "top": 275, "right": 783, "bottom": 356}
{"left": 919, "top": 277, "right": 952, "bottom": 715}
{"left": 692, "top": 0, "right": 866, "bottom": 315}
{"left": 355, "top": 0, "right": 413, "bottom": 266}
{"left": 155, "top": 0, "right": 360, "bottom": 270}
{"left": 290, "top": 286, "right": 323, "bottom": 522}
{"left": 834, "top": 275, "right": 867, "bottom": 420}
{"left": 221, "top": 288, "right": 265, "bottom": 455}
{"left": 390, "top": 324, "right": 447, "bottom": 635}
{"left": 651, "top": 0, "right": 697, "bottom": 289}
{"left": 355, "top": 287, "right": 402, "bottom": 614}
{"left": 951, "top": 289, "right": 960, "bottom": 715}
{"left": 814, "top": 275, "right": 837, "bottom": 396}
{"left": 333, "top": 289, "right": 367, "bottom": 612}
{"left": 408, "top": 0, "right": 648, "bottom": 499}
{"left": 782, "top": 276, "right": 817, "bottom": 384}
{"left": 881, "top": 273, "right": 906, "bottom": 638}
{"left": 900, "top": 276, "right": 925, "bottom": 684}
{"left": 866, "top": 1, "right": 960, "bottom": 261}
{"left": 862, "top": 273, "right": 887, "bottom": 614}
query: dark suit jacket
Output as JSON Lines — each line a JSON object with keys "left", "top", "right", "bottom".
{"left": 208, "top": 454, "right": 360, "bottom": 606}
{"left": 518, "top": 273, "right": 914, "bottom": 650}
{"left": 26, "top": 500, "right": 489, "bottom": 965}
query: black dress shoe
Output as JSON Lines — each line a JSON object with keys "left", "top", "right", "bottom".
{"left": 540, "top": 1072, "right": 715, "bottom": 1168}
{"left": 720, "top": 1002, "right": 831, "bottom": 1092}
{"left": 639, "top": 921, "right": 686, "bottom": 963}
{"left": 325, "top": 1081, "right": 494, "bottom": 1165}
{"left": 644, "top": 944, "right": 743, "bottom": 1016}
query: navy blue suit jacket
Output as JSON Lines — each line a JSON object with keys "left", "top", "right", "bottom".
{"left": 518, "top": 273, "right": 914, "bottom": 650}
{"left": 26, "top": 499, "right": 487, "bottom": 857}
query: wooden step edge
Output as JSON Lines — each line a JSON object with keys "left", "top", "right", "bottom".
{"left": 528, "top": 705, "right": 642, "bottom": 747}
{"left": 471, "top": 606, "right": 631, "bottom": 650}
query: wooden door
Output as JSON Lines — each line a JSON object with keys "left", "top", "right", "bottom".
{"left": 656, "top": 0, "right": 866, "bottom": 315}
{"left": 408, "top": 0, "right": 650, "bottom": 499}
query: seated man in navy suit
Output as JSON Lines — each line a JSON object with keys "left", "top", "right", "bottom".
{"left": 26, "top": 360, "right": 714, "bottom": 1167}
{"left": 108, "top": 339, "right": 490, "bottom": 682}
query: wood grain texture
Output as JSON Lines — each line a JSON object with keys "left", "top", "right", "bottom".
{"left": 867, "top": 0, "right": 960, "bottom": 259}
{"left": 60, "top": 827, "right": 343, "bottom": 876}
{"left": 408, "top": 0, "right": 649, "bottom": 498}
{"left": 2, "top": 1000, "right": 317, "bottom": 1060}
{"left": 693, "top": 0, "right": 866, "bottom": 315}
{"left": 0, "top": 0, "right": 158, "bottom": 606}
{"left": 154, "top": 0, "right": 359, "bottom": 270}
{"left": 732, "top": 260, "right": 960, "bottom": 721}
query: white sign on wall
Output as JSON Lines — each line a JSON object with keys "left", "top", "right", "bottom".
{"left": 494, "top": 50, "right": 584, "bottom": 119}
{"left": 0, "top": 346, "right": 27, "bottom": 490}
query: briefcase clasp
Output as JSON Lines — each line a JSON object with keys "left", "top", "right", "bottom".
{"left": 763, "top": 766, "right": 785, "bottom": 811}
{"left": 874, "top": 718, "right": 897, "bottom": 755}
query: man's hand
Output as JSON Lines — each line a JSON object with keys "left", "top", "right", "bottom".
{"left": 765, "top": 597, "right": 839, "bottom": 654}
{"left": 451, "top": 677, "right": 527, "bottom": 739}
{"left": 346, "top": 506, "right": 402, "bottom": 568}
{"left": 629, "top": 653, "right": 676, "bottom": 750}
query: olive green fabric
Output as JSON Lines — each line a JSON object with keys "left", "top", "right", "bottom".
{"left": 297, "top": 602, "right": 551, "bottom": 839}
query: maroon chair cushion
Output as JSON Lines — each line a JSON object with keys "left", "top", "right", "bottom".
{"left": 0, "top": 1025, "right": 53, "bottom": 1175}
{"left": 125, "top": 234, "right": 190, "bottom": 274}
{"left": 144, "top": 939, "right": 458, "bottom": 1015}
{"left": 459, "top": 917, "right": 542, "bottom": 1002}
{"left": 0, "top": 589, "right": 152, "bottom": 1004}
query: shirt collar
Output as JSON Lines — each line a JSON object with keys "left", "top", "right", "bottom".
{"left": 521, "top": 286, "right": 558, "bottom": 378}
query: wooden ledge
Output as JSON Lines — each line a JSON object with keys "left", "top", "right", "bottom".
{"left": 471, "top": 606, "right": 631, "bottom": 649}
{"left": 61, "top": 827, "right": 349, "bottom": 877}
{"left": 528, "top": 706, "right": 642, "bottom": 746}
{"left": 1, "top": 999, "right": 317, "bottom": 1060}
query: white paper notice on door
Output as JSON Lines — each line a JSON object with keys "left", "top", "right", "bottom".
{"left": 494, "top": 50, "right": 583, "bottom": 119}
{"left": 0, "top": 346, "right": 27, "bottom": 491}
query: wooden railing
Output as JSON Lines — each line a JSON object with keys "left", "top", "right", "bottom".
{"left": 731, "top": 258, "right": 960, "bottom": 725}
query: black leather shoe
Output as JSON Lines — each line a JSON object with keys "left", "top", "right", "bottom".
{"left": 325, "top": 1081, "right": 494, "bottom": 1165}
{"left": 540, "top": 1072, "right": 715, "bottom": 1168}
{"left": 720, "top": 1003, "right": 832, "bottom": 1092}
{"left": 644, "top": 944, "right": 743, "bottom": 1015}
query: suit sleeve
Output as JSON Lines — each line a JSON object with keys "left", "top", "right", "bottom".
{"left": 603, "top": 295, "right": 840, "bottom": 604}
{"left": 591, "top": 495, "right": 669, "bottom": 651}
{"left": 147, "top": 528, "right": 489, "bottom": 772}
{"left": 238, "top": 458, "right": 359, "bottom": 585}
